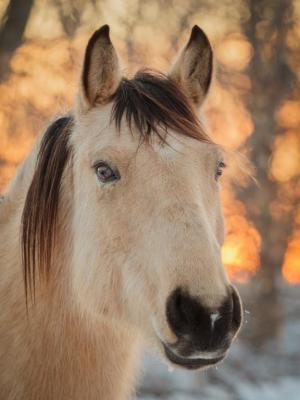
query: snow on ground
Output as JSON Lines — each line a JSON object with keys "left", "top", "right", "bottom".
{"left": 139, "top": 377, "right": 300, "bottom": 400}
{"left": 137, "top": 348, "right": 300, "bottom": 400}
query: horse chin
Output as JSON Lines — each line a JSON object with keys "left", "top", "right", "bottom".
{"left": 162, "top": 342, "right": 226, "bottom": 370}
{"left": 148, "top": 332, "right": 225, "bottom": 371}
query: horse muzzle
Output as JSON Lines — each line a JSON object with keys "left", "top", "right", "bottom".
{"left": 159, "top": 284, "right": 243, "bottom": 369}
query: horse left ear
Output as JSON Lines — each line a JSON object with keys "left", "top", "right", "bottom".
{"left": 168, "top": 25, "right": 213, "bottom": 107}
{"left": 80, "top": 24, "right": 121, "bottom": 109}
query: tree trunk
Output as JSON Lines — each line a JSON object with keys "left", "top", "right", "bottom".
{"left": 0, "top": 0, "right": 34, "bottom": 81}
{"left": 241, "top": 0, "right": 295, "bottom": 348}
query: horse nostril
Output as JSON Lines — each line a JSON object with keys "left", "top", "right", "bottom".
{"left": 166, "top": 287, "right": 216, "bottom": 339}
{"left": 166, "top": 288, "right": 187, "bottom": 335}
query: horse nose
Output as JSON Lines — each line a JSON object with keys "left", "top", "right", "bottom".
{"left": 166, "top": 287, "right": 242, "bottom": 353}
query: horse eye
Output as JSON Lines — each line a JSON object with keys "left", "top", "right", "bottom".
{"left": 215, "top": 161, "right": 226, "bottom": 180}
{"left": 95, "top": 162, "right": 120, "bottom": 183}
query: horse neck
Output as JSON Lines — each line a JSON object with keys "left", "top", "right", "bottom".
{"left": 0, "top": 142, "right": 142, "bottom": 400}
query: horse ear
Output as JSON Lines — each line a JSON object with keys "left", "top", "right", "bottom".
{"left": 168, "top": 25, "right": 213, "bottom": 107}
{"left": 80, "top": 25, "right": 121, "bottom": 108}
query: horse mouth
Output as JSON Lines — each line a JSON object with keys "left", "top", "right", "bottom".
{"left": 162, "top": 343, "right": 225, "bottom": 370}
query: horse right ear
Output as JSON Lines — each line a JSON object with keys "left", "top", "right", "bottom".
{"left": 168, "top": 25, "right": 213, "bottom": 108}
{"left": 79, "top": 25, "right": 121, "bottom": 109}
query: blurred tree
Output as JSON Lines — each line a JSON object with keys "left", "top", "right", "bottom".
{"left": 53, "top": 0, "right": 98, "bottom": 38}
{"left": 0, "top": 0, "right": 34, "bottom": 81}
{"left": 241, "top": 0, "right": 296, "bottom": 348}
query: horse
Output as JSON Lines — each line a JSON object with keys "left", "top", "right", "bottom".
{"left": 0, "top": 24, "right": 243, "bottom": 399}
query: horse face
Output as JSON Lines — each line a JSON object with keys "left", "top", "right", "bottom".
{"left": 71, "top": 25, "right": 242, "bottom": 370}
